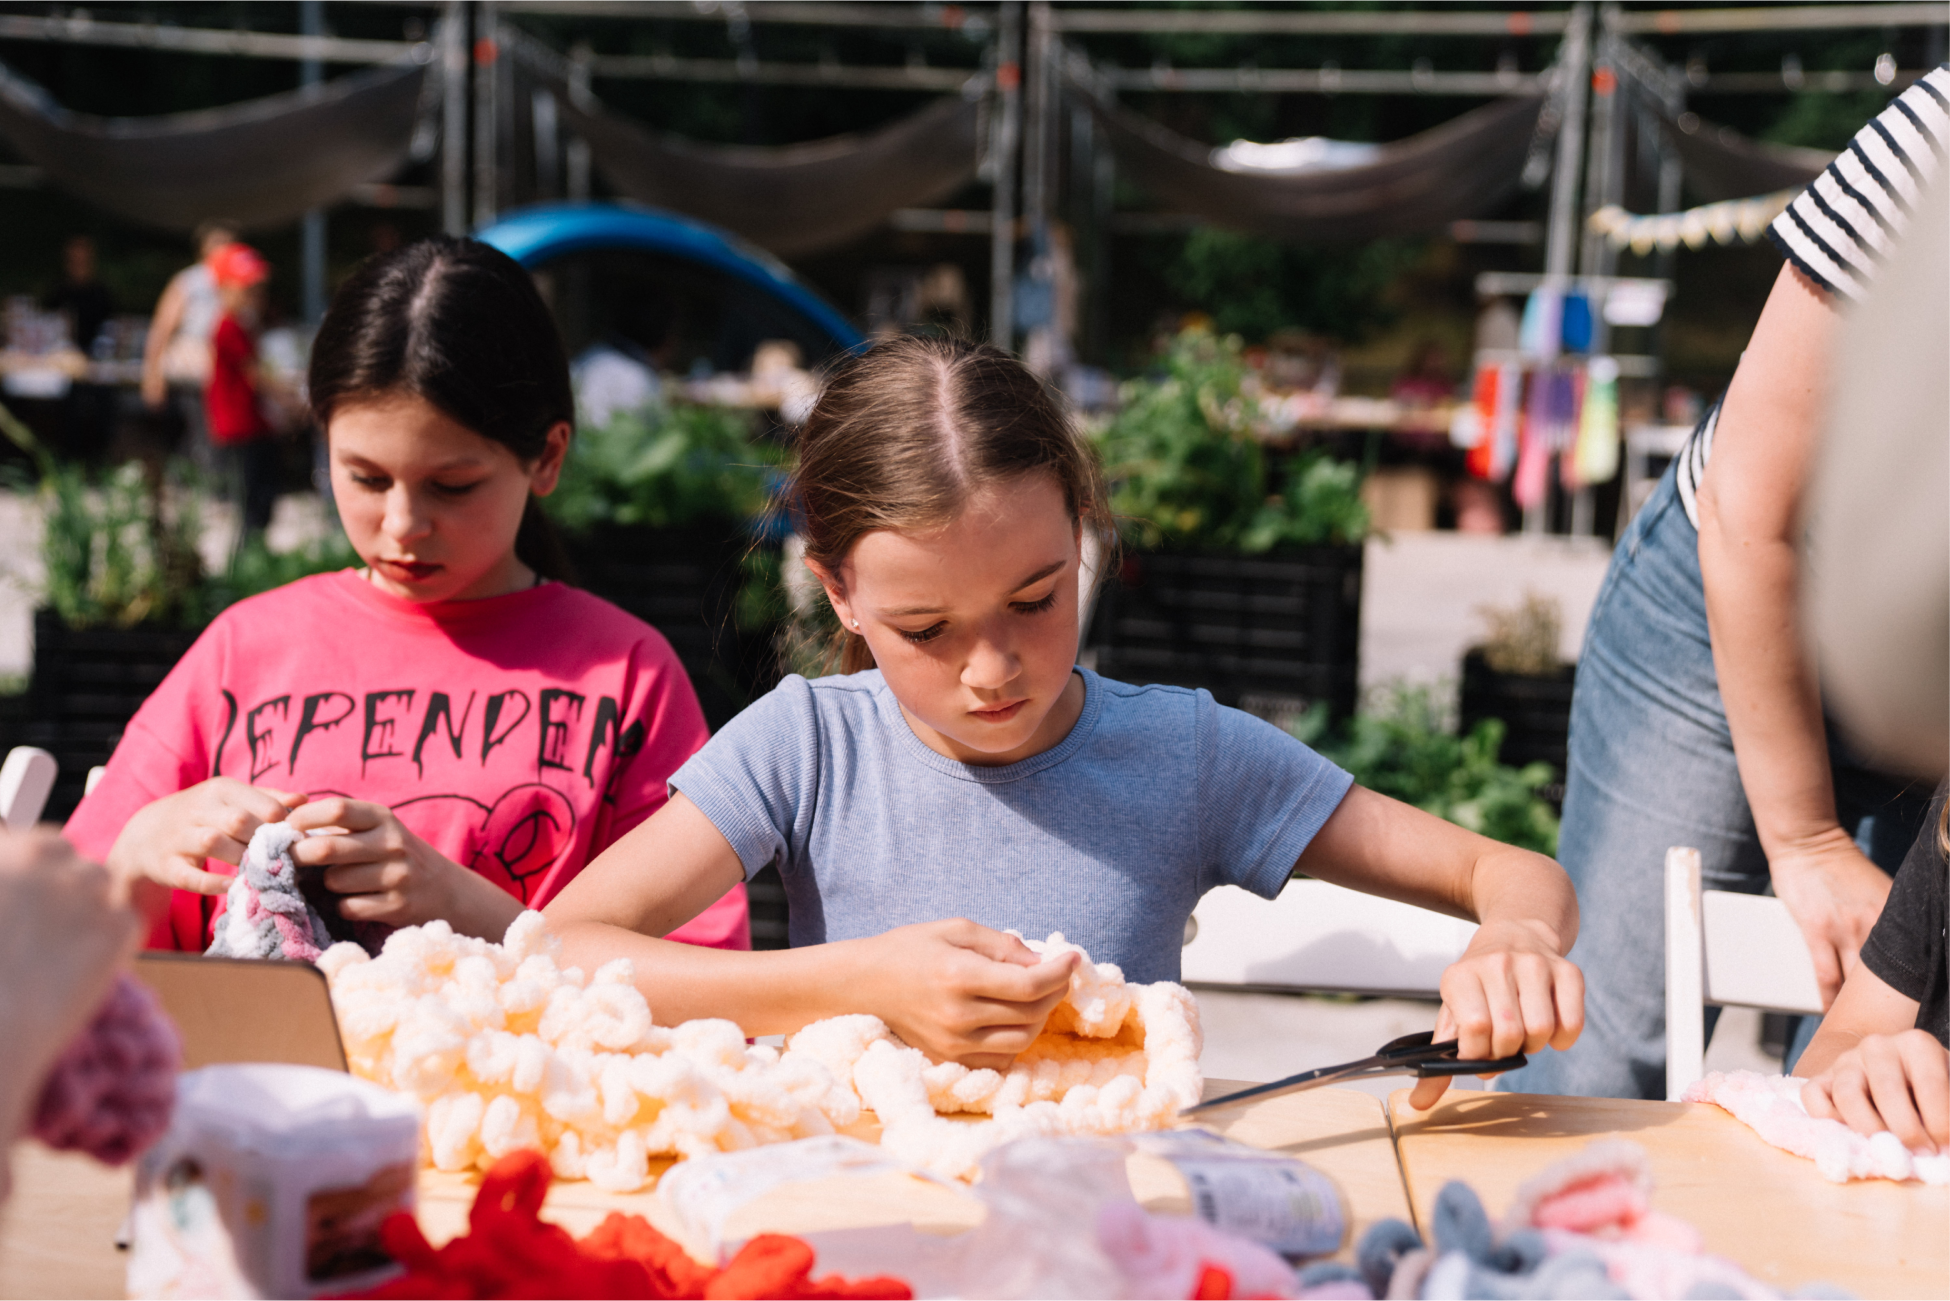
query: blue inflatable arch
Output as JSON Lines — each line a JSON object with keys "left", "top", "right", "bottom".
{"left": 475, "top": 203, "right": 865, "bottom": 354}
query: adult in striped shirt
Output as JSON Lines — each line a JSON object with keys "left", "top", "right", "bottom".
{"left": 1504, "top": 67, "right": 1947, "bottom": 1102}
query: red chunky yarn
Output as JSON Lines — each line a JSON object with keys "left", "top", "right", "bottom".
{"left": 32, "top": 973, "right": 181, "bottom": 1165}
{"left": 355, "top": 1150, "right": 912, "bottom": 1301}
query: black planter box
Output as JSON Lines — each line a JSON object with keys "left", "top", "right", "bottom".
{"left": 1459, "top": 647, "right": 1577, "bottom": 789}
{"left": 16, "top": 611, "right": 203, "bottom": 822}
{"left": 1086, "top": 544, "right": 1363, "bottom": 722}
{"left": 562, "top": 522, "right": 780, "bottom": 733}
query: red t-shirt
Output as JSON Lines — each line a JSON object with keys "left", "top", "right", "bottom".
{"left": 204, "top": 313, "right": 272, "bottom": 445}
{"left": 65, "top": 571, "right": 748, "bottom": 952}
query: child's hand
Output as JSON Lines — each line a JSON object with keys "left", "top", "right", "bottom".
{"left": 1801, "top": 1030, "right": 1949, "bottom": 1154}
{"left": 107, "top": 777, "right": 306, "bottom": 901}
{"left": 287, "top": 797, "right": 521, "bottom": 940}
{"left": 1408, "top": 918, "right": 1584, "bottom": 1110}
{"left": 854, "top": 919, "right": 1079, "bottom": 1071}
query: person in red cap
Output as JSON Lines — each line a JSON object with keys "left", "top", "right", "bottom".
{"left": 205, "top": 242, "right": 285, "bottom": 537}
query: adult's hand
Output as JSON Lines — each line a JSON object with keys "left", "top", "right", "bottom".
{"left": 106, "top": 778, "right": 305, "bottom": 900}
{"left": 852, "top": 919, "right": 1078, "bottom": 1071}
{"left": 0, "top": 832, "right": 140, "bottom": 1158}
{"left": 1802, "top": 1029, "right": 1949, "bottom": 1154}
{"left": 1769, "top": 829, "right": 1895, "bottom": 1009}
{"left": 287, "top": 797, "right": 522, "bottom": 940}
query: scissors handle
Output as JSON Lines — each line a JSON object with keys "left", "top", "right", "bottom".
{"left": 1373, "top": 1030, "right": 1528, "bottom": 1077}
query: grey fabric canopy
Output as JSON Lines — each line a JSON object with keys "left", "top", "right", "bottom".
{"left": 0, "top": 56, "right": 431, "bottom": 233}
{"left": 549, "top": 86, "right": 984, "bottom": 259}
{"left": 1656, "top": 113, "right": 1831, "bottom": 204}
{"left": 1076, "top": 82, "right": 1549, "bottom": 241}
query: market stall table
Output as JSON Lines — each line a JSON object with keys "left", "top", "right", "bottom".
{"left": 0, "top": 1081, "right": 1411, "bottom": 1298}
{"left": 1388, "top": 1088, "right": 1950, "bottom": 1300}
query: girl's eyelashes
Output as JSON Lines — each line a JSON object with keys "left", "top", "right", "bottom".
{"left": 900, "top": 621, "right": 948, "bottom": 644}
{"left": 430, "top": 480, "right": 484, "bottom": 498}
{"left": 344, "top": 472, "right": 482, "bottom": 498}
{"left": 1012, "top": 590, "right": 1060, "bottom": 615}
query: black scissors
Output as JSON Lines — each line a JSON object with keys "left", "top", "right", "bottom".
{"left": 1183, "top": 1030, "right": 1527, "bottom": 1116}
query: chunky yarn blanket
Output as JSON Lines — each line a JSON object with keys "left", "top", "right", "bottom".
{"left": 207, "top": 822, "right": 335, "bottom": 962}
{"left": 1685, "top": 1069, "right": 1950, "bottom": 1186}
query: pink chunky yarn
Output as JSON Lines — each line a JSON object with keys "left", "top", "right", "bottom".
{"left": 32, "top": 973, "right": 181, "bottom": 1165}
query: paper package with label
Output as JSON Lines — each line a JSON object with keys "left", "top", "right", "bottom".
{"left": 127, "top": 1064, "right": 421, "bottom": 1300}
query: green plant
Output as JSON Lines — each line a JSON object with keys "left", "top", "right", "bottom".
{"left": 1162, "top": 228, "right": 1423, "bottom": 343}
{"left": 1094, "top": 328, "right": 1368, "bottom": 552}
{"left": 31, "top": 459, "right": 206, "bottom": 629}
{"left": 1292, "top": 684, "right": 1560, "bottom": 856}
{"left": 547, "top": 402, "right": 785, "bottom": 533}
{"left": 189, "top": 530, "right": 361, "bottom": 624}
{"left": 1476, "top": 592, "right": 1564, "bottom": 677}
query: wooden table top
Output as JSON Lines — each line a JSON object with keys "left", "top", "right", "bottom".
{"left": 1389, "top": 1088, "right": 1950, "bottom": 1301}
{"left": 1, "top": 1081, "right": 1407, "bottom": 1298}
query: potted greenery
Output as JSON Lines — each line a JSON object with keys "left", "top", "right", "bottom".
{"left": 545, "top": 401, "right": 788, "bottom": 732}
{"left": 1458, "top": 593, "right": 1577, "bottom": 804}
{"left": 1294, "top": 684, "right": 1559, "bottom": 855}
{"left": 1, "top": 409, "right": 356, "bottom": 821}
{"left": 1087, "top": 328, "right": 1370, "bottom": 721}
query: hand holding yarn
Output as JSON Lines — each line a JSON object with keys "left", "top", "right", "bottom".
{"left": 287, "top": 795, "right": 525, "bottom": 938}
{"left": 106, "top": 776, "right": 306, "bottom": 898}
{"left": 1800, "top": 1031, "right": 1950, "bottom": 1156}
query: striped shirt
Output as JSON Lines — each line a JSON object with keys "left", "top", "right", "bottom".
{"left": 1676, "top": 65, "right": 1949, "bottom": 528}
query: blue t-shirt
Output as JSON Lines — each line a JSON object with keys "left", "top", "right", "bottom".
{"left": 669, "top": 668, "right": 1353, "bottom": 984}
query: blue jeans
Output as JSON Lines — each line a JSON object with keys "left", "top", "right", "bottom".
{"left": 1502, "top": 466, "right": 1930, "bottom": 1099}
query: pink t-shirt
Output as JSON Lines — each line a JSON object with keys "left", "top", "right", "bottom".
{"left": 65, "top": 570, "right": 748, "bottom": 953}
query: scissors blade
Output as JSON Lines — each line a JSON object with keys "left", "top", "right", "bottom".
{"left": 1182, "top": 1057, "right": 1382, "bottom": 1115}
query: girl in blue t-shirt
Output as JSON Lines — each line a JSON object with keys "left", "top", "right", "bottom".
{"left": 548, "top": 336, "right": 1584, "bottom": 1104}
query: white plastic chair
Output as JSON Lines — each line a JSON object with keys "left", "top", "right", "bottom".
{"left": 0, "top": 746, "right": 58, "bottom": 829}
{"left": 1664, "top": 846, "right": 1825, "bottom": 1099}
{"left": 1181, "top": 880, "right": 1475, "bottom": 998}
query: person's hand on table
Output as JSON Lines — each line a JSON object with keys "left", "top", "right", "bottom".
{"left": 1409, "top": 918, "right": 1585, "bottom": 1110}
{"left": 286, "top": 797, "right": 522, "bottom": 941}
{"left": 1801, "top": 1030, "right": 1949, "bottom": 1155}
{"left": 107, "top": 777, "right": 307, "bottom": 910}
{"left": 848, "top": 919, "right": 1079, "bottom": 1072}
{"left": 1768, "top": 829, "right": 1894, "bottom": 1009}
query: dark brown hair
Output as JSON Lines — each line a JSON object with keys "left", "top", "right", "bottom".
{"left": 794, "top": 335, "right": 1110, "bottom": 674}
{"left": 307, "top": 236, "right": 576, "bottom": 581}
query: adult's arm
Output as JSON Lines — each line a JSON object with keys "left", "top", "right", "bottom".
{"left": 1296, "top": 785, "right": 1583, "bottom": 1107}
{"left": 1696, "top": 262, "right": 1890, "bottom": 1008}
{"left": 139, "top": 272, "right": 187, "bottom": 410}
{"left": 543, "top": 793, "right": 1076, "bottom": 1069}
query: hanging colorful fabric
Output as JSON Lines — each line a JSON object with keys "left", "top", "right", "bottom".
{"left": 1559, "top": 292, "right": 1595, "bottom": 354}
{"left": 1573, "top": 355, "right": 1621, "bottom": 487}
{"left": 1488, "top": 360, "right": 1522, "bottom": 481}
{"left": 1512, "top": 367, "right": 1552, "bottom": 510}
{"left": 1518, "top": 287, "right": 1562, "bottom": 362}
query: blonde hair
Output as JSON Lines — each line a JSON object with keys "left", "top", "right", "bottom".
{"left": 793, "top": 335, "right": 1111, "bottom": 674}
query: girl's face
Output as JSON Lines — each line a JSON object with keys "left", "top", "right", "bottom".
{"left": 816, "top": 473, "right": 1087, "bottom": 766}
{"left": 329, "top": 391, "right": 568, "bottom": 603}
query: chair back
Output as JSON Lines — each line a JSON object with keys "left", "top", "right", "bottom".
{"left": 0, "top": 746, "right": 58, "bottom": 830}
{"left": 1664, "top": 846, "right": 1825, "bottom": 1099}
{"left": 1182, "top": 879, "right": 1475, "bottom": 998}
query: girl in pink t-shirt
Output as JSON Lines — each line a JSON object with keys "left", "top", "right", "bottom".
{"left": 68, "top": 237, "right": 748, "bottom": 953}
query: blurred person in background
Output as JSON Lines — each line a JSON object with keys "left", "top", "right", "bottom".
{"left": 572, "top": 293, "right": 674, "bottom": 429}
{"left": 1503, "top": 65, "right": 1948, "bottom": 1100}
{"left": 205, "top": 243, "right": 290, "bottom": 539}
{"left": 1389, "top": 338, "right": 1455, "bottom": 408}
{"left": 43, "top": 234, "right": 115, "bottom": 462}
{"left": 141, "top": 220, "right": 237, "bottom": 472}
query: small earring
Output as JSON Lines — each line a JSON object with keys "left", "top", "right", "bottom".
{"left": 851, "top": 620, "right": 861, "bottom": 630}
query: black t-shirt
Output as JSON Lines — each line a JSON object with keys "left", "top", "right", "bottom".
{"left": 1861, "top": 781, "right": 1950, "bottom": 1046}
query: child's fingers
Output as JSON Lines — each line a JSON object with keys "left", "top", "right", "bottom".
{"left": 288, "top": 797, "right": 385, "bottom": 833}
{"left": 290, "top": 830, "right": 388, "bottom": 869}
{"left": 1801, "top": 1076, "right": 1840, "bottom": 1123}
{"left": 1901, "top": 1037, "right": 1950, "bottom": 1151}
{"left": 1826, "top": 1061, "right": 1890, "bottom": 1141}
{"left": 255, "top": 787, "right": 308, "bottom": 812}
{"left": 161, "top": 856, "right": 237, "bottom": 896}
{"left": 1550, "top": 960, "right": 1586, "bottom": 1051}
{"left": 1513, "top": 955, "right": 1561, "bottom": 1054}
{"left": 965, "top": 959, "right": 1076, "bottom": 1011}
{"left": 1862, "top": 1044, "right": 1932, "bottom": 1152}
{"left": 1406, "top": 1075, "right": 1451, "bottom": 1111}
{"left": 321, "top": 861, "right": 404, "bottom": 898}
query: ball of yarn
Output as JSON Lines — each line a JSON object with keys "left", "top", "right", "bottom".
{"left": 32, "top": 973, "right": 181, "bottom": 1165}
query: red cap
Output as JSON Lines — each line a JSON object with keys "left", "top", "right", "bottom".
{"left": 211, "top": 242, "right": 269, "bottom": 288}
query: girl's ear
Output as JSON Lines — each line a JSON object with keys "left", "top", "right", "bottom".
{"left": 804, "top": 559, "right": 858, "bottom": 632}
{"left": 527, "top": 421, "right": 573, "bottom": 497}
